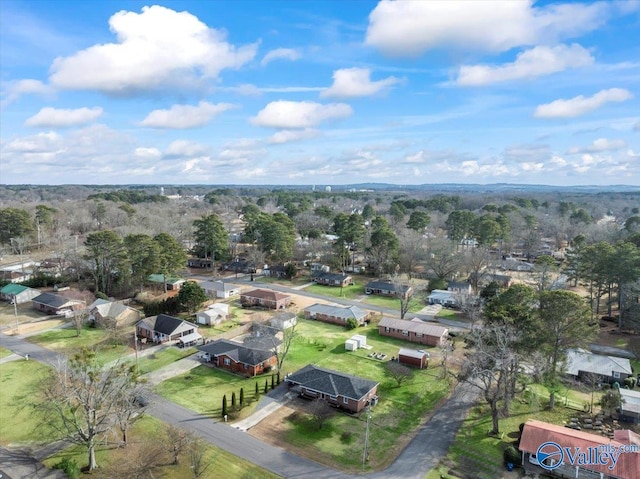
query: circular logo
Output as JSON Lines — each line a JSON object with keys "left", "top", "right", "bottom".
{"left": 536, "top": 441, "right": 564, "bottom": 471}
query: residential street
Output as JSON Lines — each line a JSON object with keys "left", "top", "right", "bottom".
{"left": 0, "top": 323, "right": 479, "bottom": 479}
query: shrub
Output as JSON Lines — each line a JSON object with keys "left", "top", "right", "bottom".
{"left": 53, "top": 458, "right": 80, "bottom": 479}
{"left": 503, "top": 444, "right": 521, "bottom": 466}
{"left": 346, "top": 317, "right": 359, "bottom": 330}
{"left": 340, "top": 431, "right": 354, "bottom": 444}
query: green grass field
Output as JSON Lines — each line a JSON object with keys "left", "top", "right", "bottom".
{"left": 0, "top": 360, "right": 62, "bottom": 445}
{"left": 42, "top": 415, "right": 280, "bottom": 479}
{"left": 0, "top": 346, "right": 14, "bottom": 359}
{"left": 136, "top": 347, "right": 197, "bottom": 375}
{"left": 304, "top": 282, "right": 365, "bottom": 299}
{"left": 27, "top": 325, "right": 133, "bottom": 363}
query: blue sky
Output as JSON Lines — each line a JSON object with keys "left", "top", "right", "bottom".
{"left": 1, "top": 0, "right": 639, "bottom": 186}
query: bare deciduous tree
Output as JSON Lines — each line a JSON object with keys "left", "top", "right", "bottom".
{"left": 165, "top": 425, "right": 191, "bottom": 465}
{"left": 310, "top": 397, "right": 334, "bottom": 430}
{"left": 386, "top": 361, "right": 413, "bottom": 387}
{"left": 188, "top": 434, "right": 214, "bottom": 478}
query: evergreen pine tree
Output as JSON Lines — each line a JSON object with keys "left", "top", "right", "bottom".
{"left": 222, "top": 394, "right": 227, "bottom": 418}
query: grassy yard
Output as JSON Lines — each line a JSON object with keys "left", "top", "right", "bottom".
{"left": 156, "top": 365, "right": 270, "bottom": 420}
{"left": 435, "top": 308, "right": 458, "bottom": 320}
{"left": 27, "top": 324, "right": 134, "bottom": 363}
{"left": 0, "top": 346, "right": 14, "bottom": 359}
{"left": 136, "top": 347, "right": 197, "bottom": 375}
{"left": 361, "top": 294, "right": 425, "bottom": 314}
{"left": 304, "top": 282, "right": 365, "bottom": 299}
{"left": 42, "top": 415, "right": 280, "bottom": 479}
{"left": 0, "top": 359, "right": 63, "bottom": 445}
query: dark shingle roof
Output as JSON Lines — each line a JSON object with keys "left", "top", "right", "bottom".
{"left": 143, "top": 314, "right": 186, "bottom": 335}
{"left": 286, "top": 364, "right": 378, "bottom": 400}
{"left": 32, "top": 292, "right": 80, "bottom": 308}
{"left": 365, "top": 280, "right": 411, "bottom": 294}
{"left": 198, "top": 339, "right": 274, "bottom": 366}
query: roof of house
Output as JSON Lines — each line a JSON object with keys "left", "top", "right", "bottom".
{"left": 138, "top": 314, "right": 193, "bottom": 335}
{"left": 379, "top": 316, "right": 449, "bottom": 338}
{"left": 32, "top": 292, "right": 82, "bottom": 308}
{"left": 427, "top": 289, "right": 456, "bottom": 300}
{"left": 304, "top": 303, "right": 368, "bottom": 320}
{"left": 469, "top": 272, "right": 511, "bottom": 282}
{"left": 365, "top": 280, "right": 411, "bottom": 293}
{"left": 1, "top": 283, "right": 31, "bottom": 295}
{"left": 312, "top": 271, "right": 351, "bottom": 281}
{"left": 565, "top": 349, "right": 633, "bottom": 377}
{"left": 241, "top": 289, "right": 290, "bottom": 302}
{"left": 0, "top": 270, "right": 29, "bottom": 280}
{"left": 620, "top": 389, "right": 640, "bottom": 415}
{"left": 398, "top": 348, "right": 429, "bottom": 359}
{"left": 199, "top": 280, "right": 239, "bottom": 292}
{"left": 519, "top": 420, "right": 640, "bottom": 478}
{"left": 147, "top": 274, "right": 185, "bottom": 285}
{"left": 286, "top": 364, "right": 378, "bottom": 401}
{"left": 90, "top": 299, "right": 135, "bottom": 319}
{"left": 447, "top": 281, "right": 470, "bottom": 290}
{"left": 198, "top": 339, "right": 275, "bottom": 366}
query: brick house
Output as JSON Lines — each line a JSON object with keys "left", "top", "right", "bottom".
{"left": 311, "top": 271, "right": 353, "bottom": 287}
{"left": 304, "top": 303, "right": 370, "bottom": 327}
{"left": 31, "top": 292, "right": 85, "bottom": 315}
{"left": 365, "top": 280, "right": 412, "bottom": 299}
{"left": 378, "top": 317, "right": 449, "bottom": 346}
{"left": 240, "top": 289, "right": 292, "bottom": 310}
{"left": 198, "top": 339, "right": 277, "bottom": 377}
{"left": 285, "top": 364, "right": 379, "bottom": 413}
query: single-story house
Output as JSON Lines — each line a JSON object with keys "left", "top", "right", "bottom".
{"left": 136, "top": 314, "right": 199, "bottom": 344}
{"left": 398, "top": 348, "right": 429, "bottom": 369}
{"left": 0, "top": 284, "right": 40, "bottom": 304}
{"left": 196, "top": 303, "right": 229, "bottom": 326}
{"left": 304, "top": 303, "right": 370, "bottom": 327}
{"left": 285, "top": 364, "right": 379, "bottom": 413}
{"left": 32, "top": 292, "right": 85, "bottom": 315}
{"left": 427, "top": 289, "right": 457, "bottom": 307}
{"left": 365, "top": 280, "right": 412, "bottom": 299}
{"left": 263, "top": 264, "right": 289, "bottom": 278}
{"left": 270, "top": 312, "right": 298, "bottom": 330}
{"left": 240, "top": 289, "right": 292, "bottom": 310}
{"left": 468, "top": 272, "right": 512, "bottom": 288}
{"left": 378, "top": 317, "right": 449, "bottom": 347}
{"left": 88, "top": 299, "right": 140, "bottom": 327}
{"left": 146, "top": 274, "right": 185, "bottom": 290}
{"left": 620, "top": 389, "right": 640, "bottom": 424}
{"left": 198, "top": 339, "right": 277, "bottom": 377}
{"left": 223, "top": 259, "right": 257, "bottom": 274}
{"left": 564, "top": 349, "right": 633, "bottom": 384}
{"left": 519, "top": 419, "right": 640, "bottom": 479}
{"left": 312, "top": 271, "right": 353, "bottom": 287}
{"left": 199, "top": 280, "right": 240, "bottom": 299}
{"left": 0, "top": 269, "right": 33, "bottom": 283}
{"left": 187, "top": 258, "right": 213, "bottom": 268}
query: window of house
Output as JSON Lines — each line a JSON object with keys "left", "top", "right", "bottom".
{"left": 223, "top": 358, "right": 230, "bottom": 365}
{"left": 416, "top": 332, "right": 423, "bottom": 337}
{"left": 402, "top": 330, "right": 408, "bottom": 336}
{"left": 613, "top": 371, "right": 621, "bottom": 379}
{"left": 343, "top": 396, "right": 348, "bottom": 404}
{"left": 385, "top": 327, "right": 390, "bottom": 332}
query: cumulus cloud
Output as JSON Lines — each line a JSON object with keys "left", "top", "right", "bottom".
{"left": 49, "top": 5, "right": 257, "bottom": 94}
{"left": 140, "top": 101, "right": 235, "bottom": 129}
{"left": 321, "top": 67, "right": 401, "bottom": 98}
{"left": 24, "top": 106, "right": 103, "bottom": 128}
{"left": 163, "top": 140, "right": 210, "bottom": 158}
{"left": 534, "top": 88, "right": 633, "bottom": 118}
{"left": 260, "top": 48, "right": 301, "bottom": 66}
{"left": 457, "top": 44, "right": 594, "bottom": 86}
{"left": 251, "top": 100, "right": 353, "bottom": 129}
{"left": 366, "top": 0, "right": 609, "bottom": 56}
{"left": 1, "top": 79, "right": 55, "bottom": 106}
{"left": 134, "top": 147, "right": 161, "bottom": 159}
{"left": 268, "top": 129, "right": 320, "bottom": 144}
{"left": 568, "top": 138, "right": 627, "bottom": 154}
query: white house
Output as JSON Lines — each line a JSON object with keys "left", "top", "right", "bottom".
{"left": 427, "top": 289, "right": 457, "bottom": 307}
{"left": 199, "top": 280, "right": 241, "bottom": 299}
{"left": 196, "top": 303, "right": 230, "bottom": 326}
{"left": 270, "top": 312, "right": 298, "bottom": 330}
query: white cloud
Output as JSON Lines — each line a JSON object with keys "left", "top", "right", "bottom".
{"left": 164, "top": 140, "right": 210, "bottom": 158}
{"left": 1, "top": 79, "right": 54, "bottom": 106}
{"left": 261, "top": 48, "right": 301, "bottom": 66}
{"left": 568, "top": 138, "right": 627, "bottom": 154}
{"left": 534, "top": 88, "right": 633, "bottom": 118}
{"left": 134, "top": 147, "right": 161, "bottom": 159}
{"left": 49, "top": 5, "right": 257, "bottom": 94}
{"left": 251, "top": 100, "right": 353, "bottom": 129}
{"left": 5, "top": 131, "right": 60, "bottom": 152}
{"left": 24, "top": 106, "right": 103, "bottom": 127}
{"left": 140, "top": 101, "right": 235, "bottom": 129}
{"left": 268, "top": 129, "right": 320, "bottom": 144}
{"left": 457, "top": 44, "right": 594, "bottom": 86}
{"left": 366, "top": 0, "right": 609, "bottom": 56}
{"left": 321, "top": 67, "right": 401, "bottom": 98}
{"left": 404, "top": 151, "right": 425, "bottom": 163}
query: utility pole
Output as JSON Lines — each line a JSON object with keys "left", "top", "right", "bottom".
{"left": 362, "top": 402, "right": 371, "bottom": 469}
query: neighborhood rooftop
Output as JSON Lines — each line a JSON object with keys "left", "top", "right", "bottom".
{"left": 378, "top": 316, "right": 449, "bottom": 337}
{"left": 199, "top": 339, "right": 275, "bottom": 366}
{"left": 304, "top": 303, "right": 368, "bottom": 320}
{"left": 285, "top": 364, "right": 378, "bottom": 401}
{"left": 565, "top": 348, "right": 633, "bottom": 377}
{"left": 138, "top": 314, "right": 188, "bottom": 335}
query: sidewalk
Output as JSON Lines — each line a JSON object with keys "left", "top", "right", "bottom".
{"left": 144, "top": 353, "right": 202, "bottom": 385}
{"left": 232, "top": 384, "right": 293, "bottom": 432}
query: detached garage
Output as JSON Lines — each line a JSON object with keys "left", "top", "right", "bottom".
{"left": 398, "top": 348, "right": 429, "bottom": 369}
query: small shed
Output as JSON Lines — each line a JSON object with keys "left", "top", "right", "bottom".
{"left": 345, "top": 339, "right": 358, "bottom": 351}
{"left": 351, "top": 334, "right": 367, "bottom": 348}
{"left": 398, "top": 348, "right": 429, "bottom": 369}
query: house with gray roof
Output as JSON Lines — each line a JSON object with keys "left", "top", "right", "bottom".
{"left": 378, "top": 316, "right": 449, "bottom": 346}
{"left": 312, "top": 271, "right": 353, "bottom": 287}
{"left": 285, "top": 364, "right": 379, "bottom": 413}
{"left": 564, "top": 349, "right": 632, "bottom": 384}
{"left": 365, "top": 280, "right": 412, "bottom": 299}
{"left": 136, "top": 314, "right": 199, "bottom": 344}
{"left": 31, "top": 292, "right": 85, "bottom": 315}
{"left": 198, "top": 339, "right": 276, "bottom": 377}
{"left": 303, "top": 303, "right": 370, "bottom": 327}
{"left": 199, "top": 280, "right": 240, "bottom": 299}
{"left": 88, "top": 299, "right": 140, "bottom": 327}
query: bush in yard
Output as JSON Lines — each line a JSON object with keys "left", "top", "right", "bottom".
{"left": 346, "top": 317, "right": 359, "bottom": 330}
{"left": 240, "top": 387, "right": 244, "bottom": 407}
{"left": 264, "top": 379, "right": 268, "bottom": 394}
{"left": 53, "top": 458, "right": 80, "bottom": 479}
{"left": 231, "top": 392, "right": 236, "bottom": 409}
{"left": 271, "top": 375, "right": 275, "bottom": 390}
{"left": 255, "top": 381, "right": 259, "bottom": 397}
{"left": 222, "top": 395, "right": 227, "bottom": 418}
{"left": 503, "top": 444, "right": 521, "bottom": 466}
{"left": 340, "top": 431, "right": 354, "bottom": 444}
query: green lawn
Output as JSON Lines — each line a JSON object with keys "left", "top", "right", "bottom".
{"left": 43, "top": 415, "right": 280, "bottom": 479}
{"left": 27, "top": 325, "right": 132, "bottom": 363}
{"left": 361, "top": 294, "right": 424, "bottom": 314}
{"left": 136, "top": 347, "right": 197, "bottom": 375}
{"left": 304, "top": 283, "right": 365, "bottom": 299}
{"left": 156, "top": 365, "right": 270, "bottom": 420}
{"left": 0, "top": 360, "right": 63, "bottom": 445}
{"left": 0, "top": 346, "right": 14, "bottom": 359}
{"left": 435, "top": 309, "right": 458, "bottom": 320}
